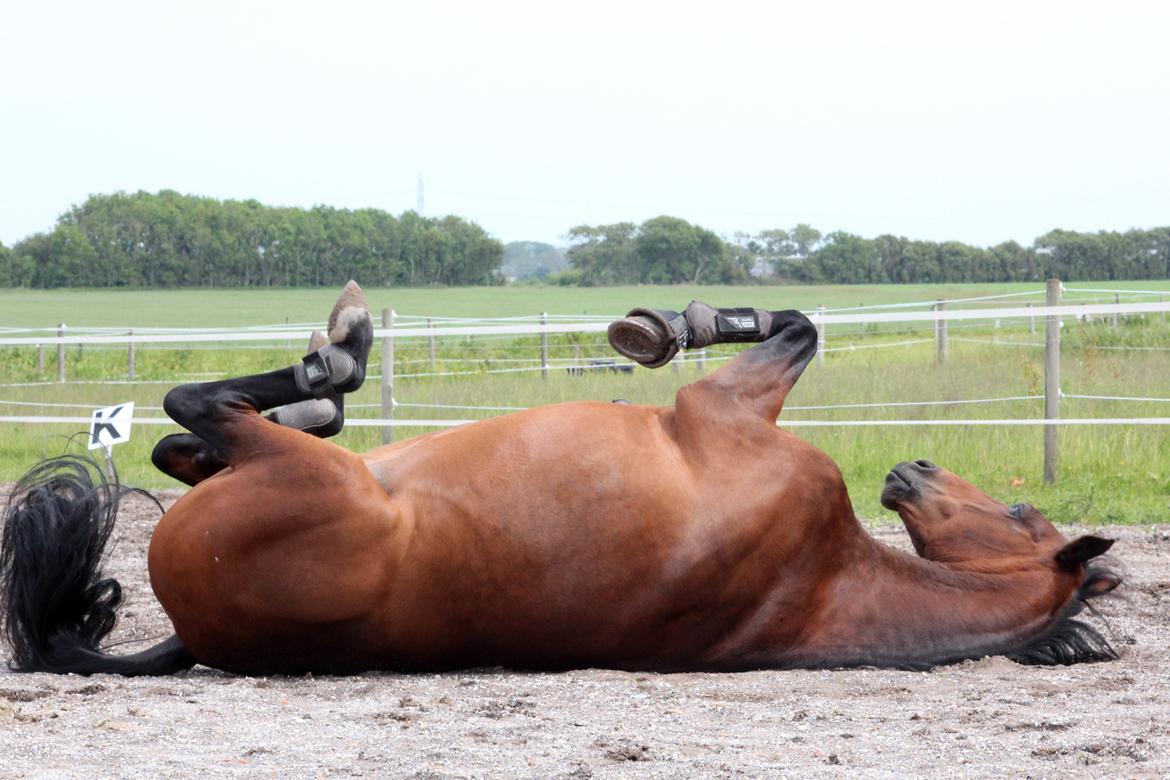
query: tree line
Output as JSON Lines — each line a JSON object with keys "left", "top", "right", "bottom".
{"left": 558, "top": 220, "right": 1170, "bottom": 285}
{"left": 0, "top": 191, "right": 503, "bottom": 288}
{"left": 2, "top": 192, "right": 1168, "bottom": 287}
{"left": 751, "top": 226, "right": 1170, "bottom": 284}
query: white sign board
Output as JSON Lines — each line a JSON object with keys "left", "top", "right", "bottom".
{"left": 88, "top": 402, "right": 135, "bottom": 450}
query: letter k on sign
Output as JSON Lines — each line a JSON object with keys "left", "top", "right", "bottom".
{"left": 88, "top": 402, "right": 135, "bottom": 450}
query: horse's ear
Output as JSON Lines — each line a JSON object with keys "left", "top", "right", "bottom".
{"left": 1055, "top": 535, "right": 1114, "bottom": 568}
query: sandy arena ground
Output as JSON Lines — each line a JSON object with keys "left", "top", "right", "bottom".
{"left": 1, "top": 488, "right": 1167, "bottom": 779}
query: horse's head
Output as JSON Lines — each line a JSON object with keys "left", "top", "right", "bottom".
{"left": 880, "top": 459, "right": 1120, "bottom": 592}
{"left": 880, "top": 460, "right": 1123, "bottom": 665}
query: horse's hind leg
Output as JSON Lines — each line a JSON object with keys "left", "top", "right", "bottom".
{"left": 157, "top": 282, "right": 372, "bottom": 468}
{"left": 610, "top": 302, "right": 817, "bottom": 421}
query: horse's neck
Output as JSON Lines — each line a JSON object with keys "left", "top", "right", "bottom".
{"left": 803, "top": 533, "right": 1061, "bottom": 668}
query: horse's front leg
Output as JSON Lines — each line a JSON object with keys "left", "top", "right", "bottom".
{"left": 151, "top": 325, "right": 351, "bottom": 485}
{"left": 157, "top": 282, "right": 371, "bottom": 468}
{"left": 609, "top": 301, "right": 817, "bottom": 421}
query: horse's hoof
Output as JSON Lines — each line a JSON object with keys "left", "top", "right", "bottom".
{"left": 328, "top": 280, "right": 369, "bottom": 342}
{"left": 319, "top": 281, "right": 373, "bottom": 394}
{"left": 608, "top": 308, "right": 689, "bottom": 368}
{"left": 608, "top": 316, "right": 669, "bottom": 365}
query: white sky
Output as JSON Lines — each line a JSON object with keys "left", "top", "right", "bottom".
{"left": 2, "top": 0, "right": 1168, "bottom": 249}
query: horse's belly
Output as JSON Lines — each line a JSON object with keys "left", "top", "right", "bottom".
{"left": 360, "top": 407, "right": 804, "bottom": 669}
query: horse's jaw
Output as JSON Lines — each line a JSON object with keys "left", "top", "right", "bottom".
{"left": 789, "top": 539, "right": 1101, "bottom": 670}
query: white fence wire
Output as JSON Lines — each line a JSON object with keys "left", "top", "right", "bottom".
{"left": 3, "top": 297, "right": 1169, "bottom": 346}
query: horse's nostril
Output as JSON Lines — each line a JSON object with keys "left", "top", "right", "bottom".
{"left": 914, "top": 460, "right": 938, "bottom": 470}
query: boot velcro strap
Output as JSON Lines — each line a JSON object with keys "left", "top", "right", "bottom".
{"left": 295, "top": 352, "right": 332, "bottom": 395}
{"left": 715, "top": 308, "right": 762, "bottom": 341}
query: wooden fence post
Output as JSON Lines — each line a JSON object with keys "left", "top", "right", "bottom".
{"left": 933, "top": 300, "right": 947, "bottom": 364}
{"left": 36, "top": 344, "right": 44, "bottom": 375}
{"left": 57, "top": 324, "right": 66, "bottom": 383}
{"left": 815, "top": 306, "right": 825, "bottom": 366}
{"left": 1028, "top": 302, "right": 1035, "bottom": 335}
{"left": 128, "top": 329, "right": 136, "bottom": 380}
{"left": 1044, "top": 279, "right": 1061, "bottom": 484}
{"left": 540, "top": 312, "right": 549, "bottom": 379}
{"left": 381, "top": 308, "right": 396, "bottom": 445}
{"left": 1112, "top": 293, "right": 1120, "bottom": 327}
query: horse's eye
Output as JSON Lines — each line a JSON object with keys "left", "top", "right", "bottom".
{"left": 1009, "top": 504, "right": 1026, "bottom": 520}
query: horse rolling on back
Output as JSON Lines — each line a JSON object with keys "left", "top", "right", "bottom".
{"left": 0, "top": 287, "right": 1122, "bottom": 676}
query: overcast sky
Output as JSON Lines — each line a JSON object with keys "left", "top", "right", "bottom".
{"left": 2, "top": 0, "right": 1167, "bottom": 249}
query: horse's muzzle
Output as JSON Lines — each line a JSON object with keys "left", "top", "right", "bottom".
{"left": 880, "top": 460, "right": 939, "bottom": 509}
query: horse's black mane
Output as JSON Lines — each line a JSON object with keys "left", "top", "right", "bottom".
{"left": 1006, "top": 559, "right": 1122, "bottom": 666}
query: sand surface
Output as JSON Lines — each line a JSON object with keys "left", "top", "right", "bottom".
{"left": 2, "top": 489, "right": 1167, "bottom": 779}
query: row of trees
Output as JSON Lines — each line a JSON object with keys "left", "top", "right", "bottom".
{"left": 564, "top": 222, "right": 1170, "bottom": 285}
{"left": 563, "top": 217, "right": 752, "bottom": 285}
{"left": 3, "top": 192, "right": 1168, "bottom": 287}
{"left": 0, "top": 191, "right": 503, "bottom": 288}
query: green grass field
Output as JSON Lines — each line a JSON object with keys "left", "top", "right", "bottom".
{"left": 1, "top": 282, "right": 1168, "bottom": 525}
{"left": 3, "top": 280, "right": 1166, "bottom": 328}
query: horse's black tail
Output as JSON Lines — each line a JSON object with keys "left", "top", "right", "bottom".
{"left": 0, "top": 454, "right": 195, "bottom": 676}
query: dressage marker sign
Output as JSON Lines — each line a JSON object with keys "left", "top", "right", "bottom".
{"left": 88, "top": 402, "right": 135, "bottom": 451}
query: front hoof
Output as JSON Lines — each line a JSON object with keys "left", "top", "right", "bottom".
{"left": 326, "top": 281, "right": 373, "bottom": 389}
{"left": 607, "top": 307, "right": 688, "bottom": 368}
{"left": 328, "top": 281, "right": 369, "bottom": 338}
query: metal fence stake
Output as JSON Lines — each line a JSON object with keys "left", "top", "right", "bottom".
{"left": 1044, "top": 279, "right": 1062, "bottom": 483}
{"left": 540, "top": 312, "right": 549, "bottom": 379}
{"left": 57, "top": 324, "right": 66, "bottom": 383}
{"left": 381, "top": 308, "right": 396, "bottom": 444}
{"left": 815, "top": 306, "right": 826, "bottom": 366}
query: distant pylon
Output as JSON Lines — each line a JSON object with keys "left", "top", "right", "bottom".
{"left": 417, "top": 173, "right": 424, "bottom": 215}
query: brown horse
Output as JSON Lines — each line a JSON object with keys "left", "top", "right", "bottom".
{"left": 1, "top": 286, "right": 1121, "bottom": 676}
